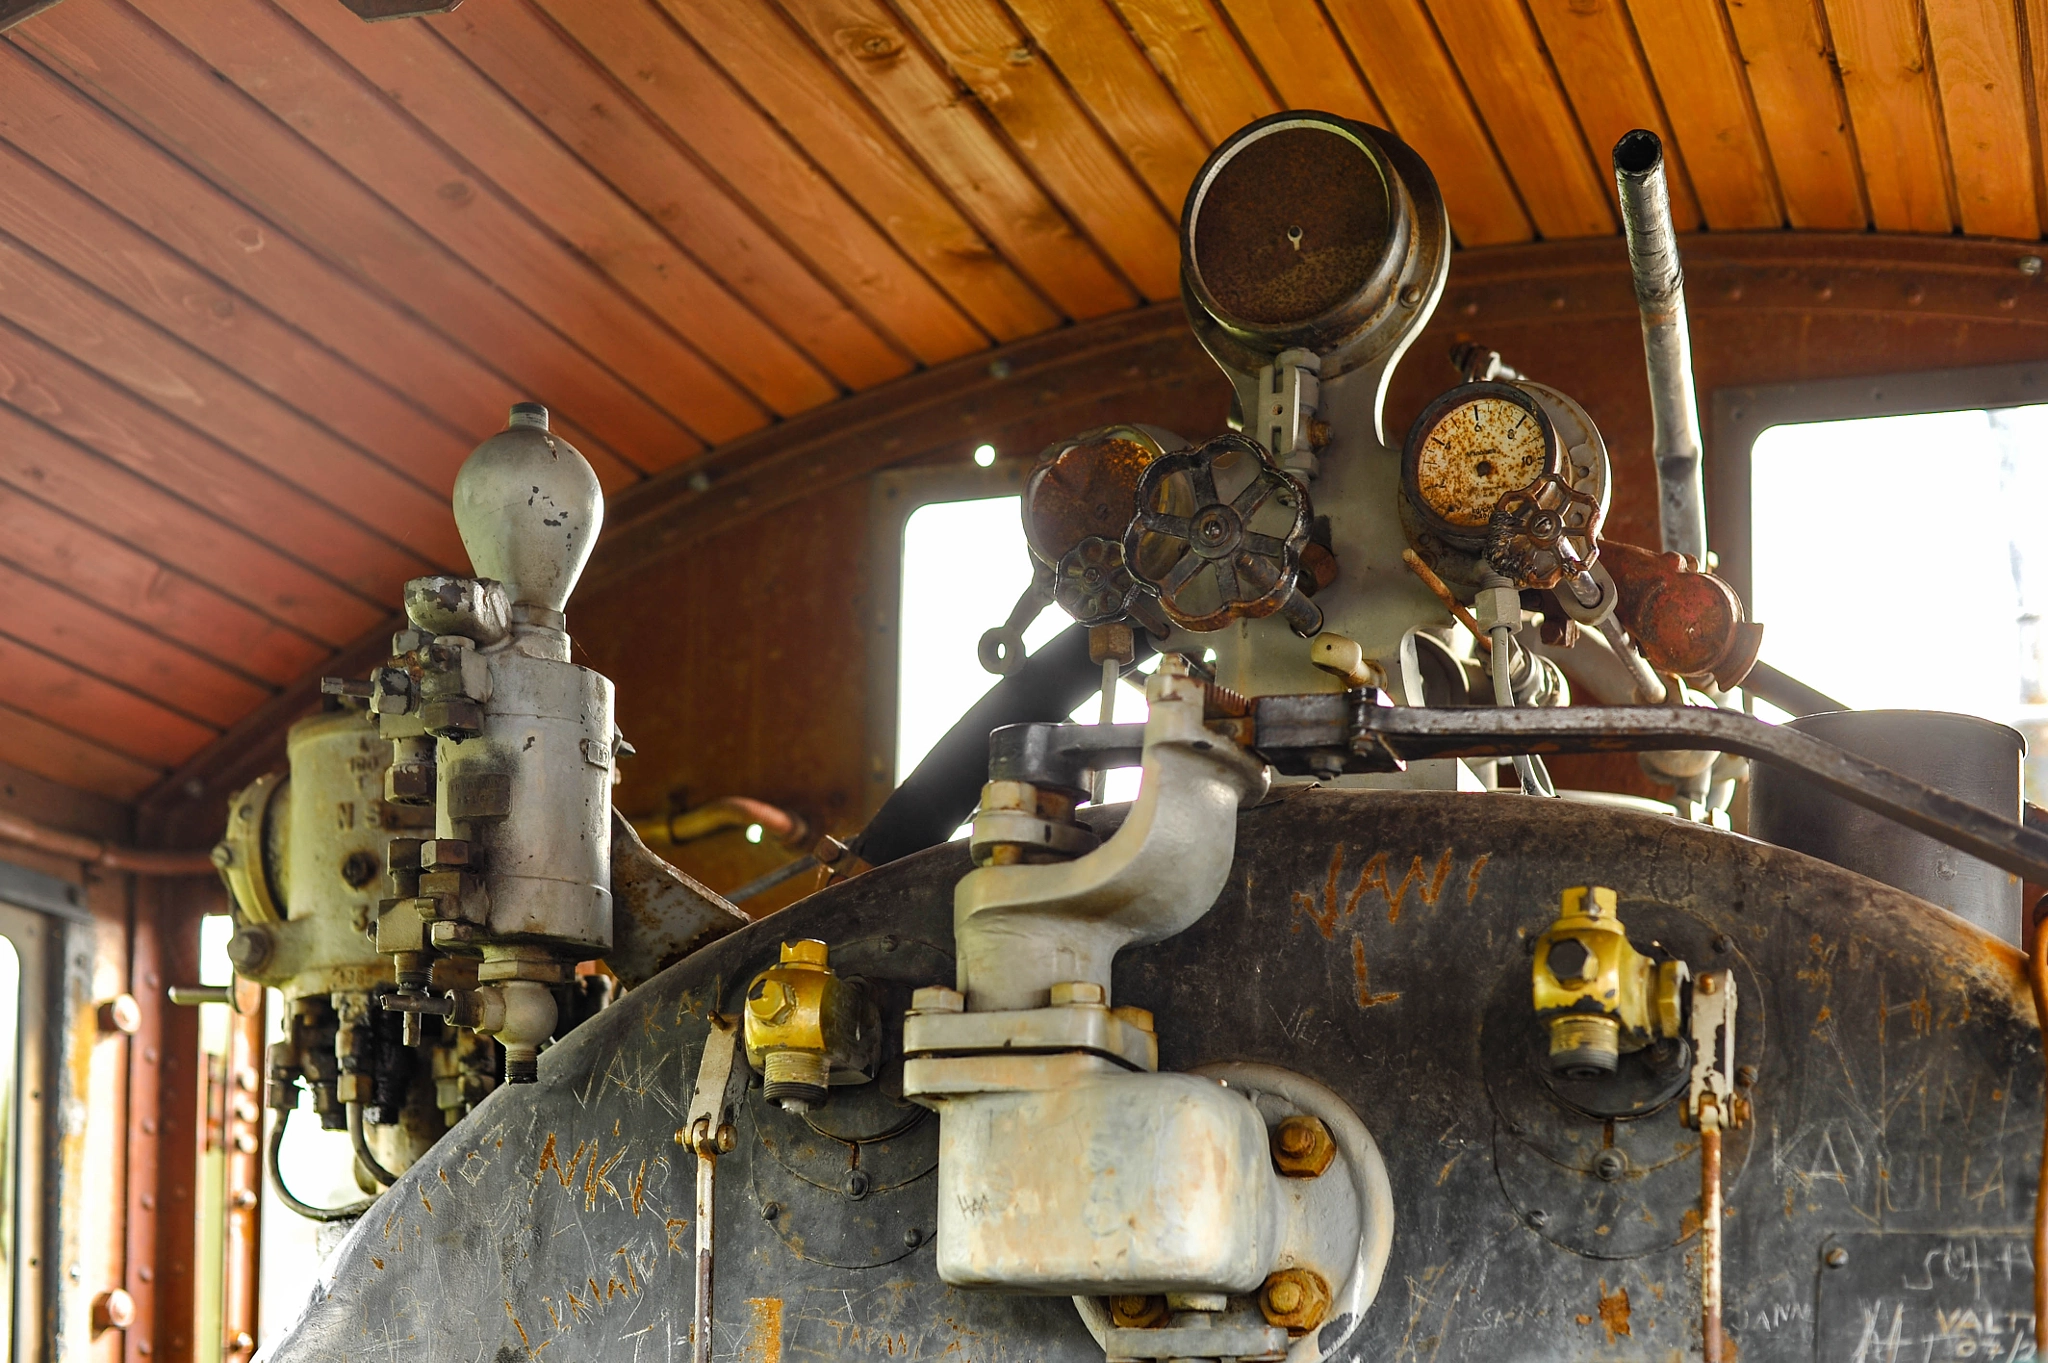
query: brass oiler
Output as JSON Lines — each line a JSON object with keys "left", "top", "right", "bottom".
{"left": 1530, "top": 887, "right": 1688, "bottom": 1078}
{"left": 742, "top": 940, "right": 880, "bottom": 1113}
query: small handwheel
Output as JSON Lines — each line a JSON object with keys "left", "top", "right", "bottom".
{"left": 1486, "top": 472, "right": 1603, "bottom": 590}
{"left": 1054, "top": 536, "right": 1137, "bottom": 625}
{"left": 1124, "top": 434, "right": 1321, "bottom": 635}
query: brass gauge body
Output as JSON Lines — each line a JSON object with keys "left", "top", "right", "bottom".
{"left": 1400, "top": 382, "right": 1559, "bottom": 556}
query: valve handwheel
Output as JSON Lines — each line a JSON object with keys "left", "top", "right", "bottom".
{"left": 1053, "top": 535, "right": 1169, "bottom": 634}
{"left": 1124, "top": 433, "right": 1322, "bottom": 636}
{"left": 1486, "top": 472, "right": 1603, "bottom": 590}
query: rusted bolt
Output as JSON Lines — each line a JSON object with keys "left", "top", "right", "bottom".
{"left": 97, "top": 995, "right": 141, "bottom": 1036}
{"left": 1399, "top": 284, "right": 1424, "bottom": 307}
{"left": 1271, "top": 1114, "right": 1337, "bottom": 1178}
{"left": 92, "top": 1288, "right": 135, "bottom": 1332}
{"left": 1825, "top": 1246, "right": 1850, "bottom": 1268}
{"left": 1593, "top": 1149, "right": 1627, "bottom": 1182}
{"left": 1109, "top": 1295, "right": 1167, "bottom": 1329}
{"left": 1736, "top": 1064, "right": 1758, "bottom": 1088}
{"left": 843, "top": 1169, "right": 870, "bottom": 1200}
{"left": 1259, "top": 1267, "right": 1331, "bottom": 1333}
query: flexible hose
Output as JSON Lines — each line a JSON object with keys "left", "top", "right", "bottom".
{"left": 2028, "top": 895, "right": 2048, "bottom": 1357}
{"left": 1490, "top": 626, "right": 1555, "bottom": 797}
{"left": 346, "top": 1101, "right": 401, "bottom": 1189}
{"left": 267, "top": 1108, "right": 376, "bottom": 1222}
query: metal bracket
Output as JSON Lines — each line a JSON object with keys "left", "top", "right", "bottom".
{"left": 1685, "top": 969, "right": 1741, "bottom": 1129}
{"left": 1254, "top": 347, "right": 1323, "bottom": 479}
{"left": 903, "top": 1005, "right": 1157, "bottom": 1072}
{"left": 1106, "top": 1320, "right": 1289, "bottom": 1361}
{"left": 680, "top": 1016, "right": 741, "bottom": 1363}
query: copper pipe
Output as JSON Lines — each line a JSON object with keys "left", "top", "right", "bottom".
{"left": 634, "top": 797, "right": 810, "bottom": 849}
{"left": 0, "top": 808, "right": 217, "bottom": 876}
{"left": 1700, "top": 1099, "right": 1725, "bottom": 1363}
{"left": 2028, "top": 895, "right": 2048, "bottom": 1358}
{"left": 1400, "top": 550, "right": 1492, "bottom": 652}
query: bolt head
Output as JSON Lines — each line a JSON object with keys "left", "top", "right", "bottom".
{"left": 780, "top": 939, "right": 829, "bottom": 968}
{"left": 1258, "top": 1268, "right": 1332, "bottom": 1334}
{"left": 843, "top": 1169, "right": 870, "bottom": 1199}
{"left": 910, "top": 986, "right": 964, "bottom": 1014}
{"left": 1593, "top": 1149, "right": 1627, "bottom": 1182}
{"left": 1825, "top": 1246, "right": 1850, "bottom": 1268}
{"left": 1049, "top": 981, "right": 1106, "bottom": 1007}
{"left": 1527, "top": 1209, "right": 1550, "bottom": 1228}
{"left": 1271, "top": 1114, "right": 1337, "bottom": 1178}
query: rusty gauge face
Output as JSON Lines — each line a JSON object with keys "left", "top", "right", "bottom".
{"left": 1401, "top": 382, "right": 1560, "bottom": 551}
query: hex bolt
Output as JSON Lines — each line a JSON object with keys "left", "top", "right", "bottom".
{"left": 1271, "top": 1114, "right": 1337, "bottom": 1178}
{"left": 1259, "top": 1267, "right": 1332, "bottom": 1333}
{"left": 1825, "top": 1246, "right": 1850, "bottom": 1268}
{"left": 1593, "top": 1149, "right": 1627, "bottom": 1182}
{"left": 843, "top": 1169, "right": 870, "bottom": 1200}
{"left": 1526, "top": 1209, "right": 1550, "bottom": 1229}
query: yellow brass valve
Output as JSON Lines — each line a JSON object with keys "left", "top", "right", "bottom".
{"left": 742, "top": 940, "right": 880, "bottom": 1114}
{"left": 1531, "top": 886, "right": 1688, "bottom": 1078}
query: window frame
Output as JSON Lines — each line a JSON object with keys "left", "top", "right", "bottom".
{"left": 1712, "top": 360, "right": 2048, "bottom": 610}
{"left": 864, "top": 460, "right": 1030, "bottom": 818}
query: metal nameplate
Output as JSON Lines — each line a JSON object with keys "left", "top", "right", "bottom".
{"left": 1814, "top": 1233, "right": 2036, "bottom": 1362}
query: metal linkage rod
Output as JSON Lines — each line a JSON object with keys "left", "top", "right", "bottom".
{"left": 1358, "top": 705, "right": 2048, "bottom": 886}
{"left": 1614, "top": 129, "right": 1708, "bottom": 562}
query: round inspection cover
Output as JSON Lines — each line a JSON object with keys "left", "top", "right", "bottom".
{"left": 1482, "top": 905, "right": 1763, "bottom": 1260}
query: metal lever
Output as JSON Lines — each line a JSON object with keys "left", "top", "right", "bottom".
{"left": 678, "top": 1016, "right": 741, "bottom": 1363}
{"left": 1684, "top": 970, "right": 1744, "bottom": 1363}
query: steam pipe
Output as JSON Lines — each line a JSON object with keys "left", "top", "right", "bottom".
{"left": 1613, "top": 130, "right": 1708, "bottom": 562}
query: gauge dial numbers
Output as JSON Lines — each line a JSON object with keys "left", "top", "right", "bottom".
{"left": 1402, "top": 383, "right": 1560, "bottom": 544}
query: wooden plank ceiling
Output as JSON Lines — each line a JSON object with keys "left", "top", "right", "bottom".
{"left": 0, "top": 0, "right": 2042, "bottom": 803}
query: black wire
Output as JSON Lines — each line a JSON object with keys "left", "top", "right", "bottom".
{"left": 347, "top": 1101, "right": 401, "bottom": 1189}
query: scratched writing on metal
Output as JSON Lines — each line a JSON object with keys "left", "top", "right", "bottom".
{"left": 1818, "top": 1236, "right": 2038, "bottom": 1362}
{"left": 1292, "top": 846, "right": 1488, "bottom": 1012}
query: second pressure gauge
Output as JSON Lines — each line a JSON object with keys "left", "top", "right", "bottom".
{"left": 1401, "top": 381, "right": 1560, "bottom": 551}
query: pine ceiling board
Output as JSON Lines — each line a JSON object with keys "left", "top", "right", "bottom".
{"left": 111, "top": 0, "right": 779, "bottom": 444}
{"left": 278, "top": 0, "right": 878, "bottom": 407}
{"left": 0, "top": 231, "right": 467, "bottom": 572}
{"left": 477, "top": 2, "right": 987, "bottom": 368}
{"left": 0, "top": 403, "right": 384, "bottom": 646}
{"left": 886, "top": 0, "right": 1180, "bottom": 298}
{"left": 0, "top": 140, "right": 477, "bottom": 496}
{"left": 9, "top": 9, "right": 710, "bottom": 468}
{"left": 0, "top": 633, "right": 217, "bottom": 768}
{"left": 1322, "top": 0, "right": 1535, "bottom": 246}
{"left": 1720, "top": 0, "right": 1867, "bottom": 227}
{"left": 1212, "top": 0, "right": 1387, "bottom": 126}
{"left": 1103, "top": 0, "right": 1280, "bottom": 146}
{"left": 0, "top": 55, "right": 641, "bottom": 493}
{"left": 0, "top": 484, "right": 324, "bottom": 688}
{"left": 1623, "top": 0, "right": 1783, "bottom": 229}
{"left": 1818, "top": 0, "right": 1955, "bottom": 230}
{"left": 0, "top": 315, "right": 433, "bottom": 605}
{"left": 624, "top": 1, "right": 1056, "bottom": 346}
{"left": 762, "top": 0, "right": 1139, "bottom": 316}
{"left": 1421, "top": 0, "right": 1618, "bottom": 237}
{"left": 999, "top": 0, "right": 1211, "bottom": 218}
{"left": 1922, "top": 0, "right": 2039, "bottom": 238}
{"left": 0, "top": 701, "right": 162, "bottom": 800}
{"left": 1524, "top": 0, "right": 1703, "bottom": 230}
{"left": 0, "top": 559, "right": 270, "bottom": 729}
{"left": 426, "top": 5, "right": 924, "bottom": 395}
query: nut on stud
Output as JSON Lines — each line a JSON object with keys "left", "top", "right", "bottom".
{"left": 1271, "top": 1114, "right": 1337, "bottom": 1178}
{"left": 1259, "top": 1267, "right": 1331, "bottom": 1333}
{"left": 1108, "top": 1294, "right": 1167, "bottom": 1329}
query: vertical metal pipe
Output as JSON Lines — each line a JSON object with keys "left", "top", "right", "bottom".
{"left": 1613, "top": 130, "right": 1709, "bottom": 562}
{"left": 694, "top": 1126, "right": 715, "bottom": 1363}
{"left": 1700, "top": 1102, "right": 1725, "bottom": 1363}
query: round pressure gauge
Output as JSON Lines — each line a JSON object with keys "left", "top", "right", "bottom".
{"left": 1401, "top": 382, "right": 1560, "bottom": 551}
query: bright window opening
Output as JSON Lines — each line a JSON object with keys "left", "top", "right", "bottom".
{"left": 1751, "top": 404, "right": 2048, "bottom": 798}
{"left": 897, "top": 496, "right": 1149, "bottom": 814}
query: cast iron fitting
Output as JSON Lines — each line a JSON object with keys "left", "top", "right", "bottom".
{"left": 762, "top": 1051, "right": 828, "bottom": 1114}
{"left": 470, "top": 980, "right": 557, "bottom": 1084}
{"left": 1548, "top": 1014, "right": 1622, "bottom": 1078}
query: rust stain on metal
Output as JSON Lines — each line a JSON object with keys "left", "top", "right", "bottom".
{"left": 1597, "top": 1282, "right": 1633, "bottom": 1342}
{"left": 1352, "top": 939, "right": 1401, "bottom": 1008}
{"left": 664, "top": 1218, "right": 690, "bottom": 1254}
{"left": 1602, "top": 540, "right": 1762, "bottom": 687}
{"left": 1466, "top": 853, "right": 1491, "bottom": 903}
{"left": 743, "top": 1298, "right": 784, "bottom": 1362}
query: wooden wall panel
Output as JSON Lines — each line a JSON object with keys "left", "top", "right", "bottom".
{"left": 1211, "top": 0, "right": 1387, "bottom": 126}
{"left": 1526, "top": 0, "right": 1705, "bottom": 230}
{"left": 1423, "top": 0, "right": 1618, "bottom": 237}
{"left": 886, "top": 0, "right": 1181, "bottom": 296}
{"left": 1104, "top": 0, "right": 1280, "bottom": 145}
{"left": 1821, "top": 0, "right": 1956, "bottom": 230}
{"left": 1622, "top": 0, "right": 1784, "bottom": 228}
{"left": 1323, "top": 0, "right": 1535, "bottom": 246}
{"left": 1922, "top": 0, "right": 2040, "bottom": 238}
{"left": 1722, "top": 0, "right": 1871, "bottom": 227}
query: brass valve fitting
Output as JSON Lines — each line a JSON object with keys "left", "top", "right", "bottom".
{"left": 1531, "top": 886, "right": 1687, "bottom": 1078}
{"left": 743, "top": 940, "right": 880, "bottom": 1114}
